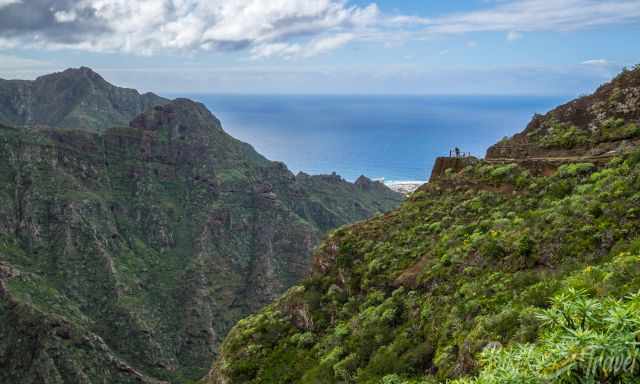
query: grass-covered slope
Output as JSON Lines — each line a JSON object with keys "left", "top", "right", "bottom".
{"left": 210, "top": 151, "right": 640, "bottom": 383}
{"left": 0, "top": 99, "right": 402, "bottom": 383}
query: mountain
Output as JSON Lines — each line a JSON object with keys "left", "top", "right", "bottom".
{"left": 0, "top": 71, "right": 403, "bottom": 383}
{"left": 0, "top": 67, "right": 168, "bottom": 131}
{"left": 209, "top": 67, "right": 640, "bottom": 384}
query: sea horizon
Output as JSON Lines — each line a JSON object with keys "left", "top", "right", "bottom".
{"left": 172, "top": 93, "right": 569, "bottom": 183}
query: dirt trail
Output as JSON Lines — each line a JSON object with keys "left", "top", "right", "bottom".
{"left": 484, "top": 153, "right": 618, "bottom": 165}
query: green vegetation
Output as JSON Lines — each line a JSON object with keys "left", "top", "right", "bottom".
{"left": 212, "top": 148, "right": 640, "bottom": 384}
{"left": 599, "top": 118, "right": 640, "bottom": 141}
{"left": 529, "top": 117, "right": 640, "bottom": 149}
{"left": 0, "top": 96, "right": 401, "bottom": 383}
{"left": 454, "top": 286, "right": 640, "bottom": 384}
{"left": 537, "top": 121, "right": 590, "bottom": 149}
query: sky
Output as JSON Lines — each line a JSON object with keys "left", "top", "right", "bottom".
{"left": 0, "top": 0, "right": 639, "bottom": 95}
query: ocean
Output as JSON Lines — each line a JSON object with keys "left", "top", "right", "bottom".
{"left": 180, "top": 94, "right": 568, "bottom": 183}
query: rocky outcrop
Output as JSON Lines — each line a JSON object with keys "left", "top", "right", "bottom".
{"left": 429, "top": 156, "right": 479, "bottom": 181}
{"left": 0, "top": 71, "right": 403, "bottom": 383}
{"left": 487, "top": 65, "right": 640, "bottom": 161}
{"left": 0, "top": 67, "right": 168, "bottom": 131}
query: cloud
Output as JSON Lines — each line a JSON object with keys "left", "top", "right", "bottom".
{"left": 1, "top": 0, "right": 638, "bottom": 59}
{"left": 386, "top": 15, "right": 431, "bottom": 26}
{"left": 53, "top": 9, "right": 77, "bottom": 23}
{"left": 0, "top": 0, "right": 108, "bottom": 45}
{"left": 303, "top": 33, "right": 356, "bottom": 57}
{"left": 424, "top": 0, "right": 640, "bottom": 34}
{"left": 581, "top": 59, "right": 610, "bottom": 66}
{"left": 0, "top": 0, "right": 422, "bottom": 58}
{"left": 0, "top": 0, "right": 19, "bottom": 8}
{"left": 506, "top": 31, "right": 522, "bottom": 41}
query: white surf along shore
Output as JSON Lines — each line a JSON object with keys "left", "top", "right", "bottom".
{"left": 382, "top": 180, "right": 425, "bottom": 195}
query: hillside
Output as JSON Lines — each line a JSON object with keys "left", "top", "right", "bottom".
{"left": 487, "top": 65, "right": 640, "bottom": 161}
{"left": 0, "top": 72, "right": 402, "bottom": 383}
{"left": 210, "top": 67, "right": 640, "bottom": 384}
{"left": 0, "top": 67, "right": 168, "bottom": 131}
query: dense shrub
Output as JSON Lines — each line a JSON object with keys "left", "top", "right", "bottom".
{"left": 599, "top": 118, "right": 640, "bottom": 141}
{"left": 538, "top": 122, "right": 590, "bottom": 149}
{"left": 215, "top": 149, "right": 640, "bottom": 384}
{"left": 454, "top": 287, "right": 640, "bottom": 384}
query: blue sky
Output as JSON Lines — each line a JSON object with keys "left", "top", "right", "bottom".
{"left": 0, "top": 0, "right": 638, "bottom": 95}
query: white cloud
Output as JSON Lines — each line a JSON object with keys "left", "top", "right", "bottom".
{"left": 0, "top": 0, "right": 19, "bottom": 9}
{"left": 53, "top": 9, "right": 77, "bottom": 23}
{"left": 2, "top": 0, "right": 639, "bottom": 60}
{"left": 386, "top": 15, "right": 431, "bottom": 26}
{"left": 425, "top": 0, "right": 640, "bottom": 34}
{"left": 466, "top": 41, "right": 478, "bottom": 48}
{"left": 506, "top": 31, "right": 522, "bottom": 41}
{"left": 303, "top": 33, "right": 356, "bottom": 57}
{"left": 0, "top": 37, "right": 17, "bottom": 49}
{"left": 250, "top": 33, "right": 354, "bottom": 59}
{"left": 251, "top": 43, "right": 302, "bottom": 60}
{"left": 0, "top": 0, "right": 407, "bottom": 59}
{"left": 581, "top": 59, "right": 610, "bottom": 66}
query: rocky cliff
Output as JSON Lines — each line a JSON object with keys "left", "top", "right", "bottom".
{"left": 486, "top": 65, "right": 640, "bottom": 161}
{"left": 429, "top": 156, "right": 479, "bottom": 181}
{"left": 0, "top": 71, "right": 402, "bottom": 383}
{"left": 0, "top": 67, "right": 168, "bottom": 131}
{"left": 210, "top": 67, "right": 640, "bottom": 384}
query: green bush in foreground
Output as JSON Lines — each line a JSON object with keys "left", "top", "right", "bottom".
{"left": 453, "top": 286, "right": 640, "bottom": 384}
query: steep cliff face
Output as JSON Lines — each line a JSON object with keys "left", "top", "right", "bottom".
{"left": 429, "top": 156, "right": 479, "bottom": 181}
{"left": 210, "top": 68, "right": 640, "bottom": 384}
{"left": 0, "top": 77, "right": 402, "bottom": 383}
{"left": 487, "top": 65, "right": 640, "bottom": 160}
{"left": 0, "top": 67, "right": 168, "bottom": 131}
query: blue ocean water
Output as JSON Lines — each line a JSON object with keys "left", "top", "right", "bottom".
{"left": 180, "top": 94, "right": 568, "bottom": 182}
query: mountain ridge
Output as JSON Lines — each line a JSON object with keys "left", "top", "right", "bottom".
{"left": 0, "top": 69, "right": 403, "bottom": 383}
{"left": 0, "top": 67, "right": 169, "bottom": 131}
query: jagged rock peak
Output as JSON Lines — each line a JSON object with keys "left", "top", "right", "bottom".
{"left": 319, "top": 172, "right": 343, "bottom": 183}
{"left": 354, "top": 175, "right": 380, "bottom": 189}
{"left": 355, "top": 175, "right": 373, "bottom": 185}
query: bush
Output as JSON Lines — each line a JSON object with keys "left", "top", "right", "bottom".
{"left": 539, "top": 122, "right": 591, "bottom": 149}
{"left": 490, "top": 164, "right": 518, "bottom": 180}
{"left": 453, "top": 289, "right": 640, "bottom": 384}
{"left": 599, "top": 118, "right": 640, "bottom": 141}
{"left": 557, "top": 163, "right": 595, "bottom": 178}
